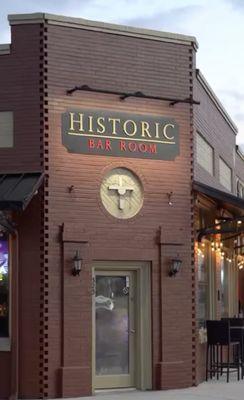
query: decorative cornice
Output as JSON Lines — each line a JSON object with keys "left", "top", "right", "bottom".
{"left": 8, "top": 13, "right": 198, "bottom": 49}
{"left": 196, "top": 69, "right": 238, "bottom": 134}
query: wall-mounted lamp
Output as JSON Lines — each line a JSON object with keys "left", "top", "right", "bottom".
{"left": 166, "top": 191, "right": 173, "bottom": 206}
{"left": 168, "top": 257, "right": 182, "bottom": 277}
{"left": 72, "top": 250, "right": 82, "bottom": 276}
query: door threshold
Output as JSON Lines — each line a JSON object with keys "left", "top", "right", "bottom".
{"left": 95, "top": 388, "right": 137, "bottom": 394}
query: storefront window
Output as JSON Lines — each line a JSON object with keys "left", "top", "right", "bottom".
{"left": 220, "top": 258, "right": 229, "bottom": 317}
{"left": 197, "top": 242, "right": 208, "bottom": 328}
{"left": 197, "top": 241, "right": 216, "bottom": 327}
{"left": 0, "top": 233, "right": 9, "bottom": 337}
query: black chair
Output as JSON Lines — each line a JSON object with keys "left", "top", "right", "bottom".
{"left": 222, "top": 317, "right": 244, "bottom": 378}
{"left": 206, "top": 320, "right": 240, "bottom": 382}
{"left": 229, "top": 318, "right": 244, "bottom": 379}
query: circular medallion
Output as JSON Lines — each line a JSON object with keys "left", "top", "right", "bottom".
{"left": 100, "top": 168, "right": 143, "bottom": 219}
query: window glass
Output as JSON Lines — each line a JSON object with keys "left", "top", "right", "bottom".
{"left": 237, "top": 178, "right": 244, "bottom": 198}
{"left": 197, "top": 240, "right": 216, "bottom": 327}
{"left": 197, "top": 242, "right": 209, "bottom": 328}
{"left": 196, "top": 133, "right": 214, "bottom": 175}
{"left": 0, "top": 233, "right": 9, "bottom": 337}
{"left": 219, "top": 158, "right": 232, "bottom": 191}
{"left": 0, "top": 111, "right": 13, "bottom": 148}
{"left": 220, "top": 258, "right": 229, "bottom": 317}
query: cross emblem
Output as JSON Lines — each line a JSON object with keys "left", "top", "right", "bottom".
{"left": 108, "top": 176, "right": 134, "bottom": 210}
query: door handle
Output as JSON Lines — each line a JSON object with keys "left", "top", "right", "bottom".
{"left": 130, "top": 329, "right": 136, "bottom": 333}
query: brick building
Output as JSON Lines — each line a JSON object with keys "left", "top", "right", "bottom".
{"left": 0, "top": 13, "right": 243, "bottom": 399}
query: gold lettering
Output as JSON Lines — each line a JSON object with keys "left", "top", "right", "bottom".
{"left": 141, "top": 121, "right": 151, "bottom": 138}
{"left": 163, "top": 124, "right": 175, "bottom": 140}
{"left": 69, "top": 112, "right": 84, "bottom": 131}
{"left": 97, "top": 117, "right": 105, "bottom": 134}
{"left": 155, "top": 122, "right": 160, "bottom": 139}
{"left": 108, "top": 118, "right": 121, "bottom": 135}
{"left": 123, "top": 120, "right": 137, "bottom": 137}
{"left": 88, "top": 116, "right": 93, "bottom": 133}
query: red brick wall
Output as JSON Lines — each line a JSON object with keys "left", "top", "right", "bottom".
{"left": 0, "top": 24, "right": 43, "bottom": 399}
{"left": 0, "top": 19, "right": 197, "bottom": 398}
{"left": 0, "top": 24, "right": 42, "bottom": 171}
{"left": 45, "top": 23, "right": 196, "bottom": 397}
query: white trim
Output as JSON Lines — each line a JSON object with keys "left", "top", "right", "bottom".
{"left": 8, "top": 13, "right": 198, "bottom": 48}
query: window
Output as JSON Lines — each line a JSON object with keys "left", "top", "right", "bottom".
{"left": 219, "top": 158, "right": 232, "bottom": 191}
{"left": 196, "top": 133, "right": 214, "bottom": 175}
{"left": 220, "top": 257, "right": 229, "bottom": 317}
{"left": 197, "top": 241, "right": 216, "bottom": 327}
{"left": 237, "top": 178, "right": 244, "bottom": 198}
{"left": 0, "top": 233, "right": 10, "bottom": 338}
{"left": 0, "top": 111, "right": 13, "bottom": 148}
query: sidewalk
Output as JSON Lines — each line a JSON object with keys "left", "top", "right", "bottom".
{"left": 79, "top": 378, "right": 244, "bottom": 400}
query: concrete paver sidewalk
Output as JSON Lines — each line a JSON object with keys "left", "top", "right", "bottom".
{"left": 76, "top": 379, "right": 244, "bottom": 400}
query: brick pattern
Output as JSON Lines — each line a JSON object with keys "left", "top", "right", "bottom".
{"left": 1, "top": 19, "right": 233, "bottom": 398}
{"left": 189, "top": 47, "right": 197, "bottom": 386}
{"left": 45, "top": 23, "right": 196, "bottom": 397}
{"left": 0, "top": 24, "right": 43, "bottom": 399}
{"left": 39, "top": 23, "right": 49, "bottom": 399}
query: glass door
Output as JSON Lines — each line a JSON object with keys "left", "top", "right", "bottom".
{"left": 94, "top": 270, "right": 136, "bottom": 389}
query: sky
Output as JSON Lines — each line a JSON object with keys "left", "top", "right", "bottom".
{"left": 1, "top": 0, "right": 244, "bottom": 145}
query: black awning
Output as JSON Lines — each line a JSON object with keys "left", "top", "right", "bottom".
{"left": 193, "top": 180, "right": 244, "bottom": 215}
{"left": 0, "top": 172, "right": 44, "bottom": 211}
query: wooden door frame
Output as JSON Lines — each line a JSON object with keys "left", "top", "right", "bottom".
{"left": 92, "top": 261, "right": 152, "bottom": 393}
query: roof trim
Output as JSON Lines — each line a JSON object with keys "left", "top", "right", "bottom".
{"left": 196, "top": 69, "right": 238, "bottom": 134}
{"left": 0, "top": 44, "right": 10, "bottom": 55}
{"left": 193, "top": 180, "right": 244, "bottom": 215}
{"left": 8, "top": 13, "right": 198, "bottom": 49}
{"left": 236, "top": 145, "right": 244, "bottom": 162}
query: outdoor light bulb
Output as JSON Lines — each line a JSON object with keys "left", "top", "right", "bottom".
{"left": 220, "top": 242, "right": 223, "bottom": 248}
{"left": 239, "top": 265, "right": 244, "bottom": 270}
{"left": 201, "top": 243, "right": 205, "bottom": 248}
{"left": 211, "top": 248, "right": 215, "bottom": 252}
{"left": 221, "top": 252, "right": 225, "bottom": 256}
{"left": 237, "top": 220, "right": 242, "bottom": 225}
{"left": 211, "top": 242, "right": 214, "bottom": 247}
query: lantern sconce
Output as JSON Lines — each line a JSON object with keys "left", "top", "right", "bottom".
{"left": 72, "top": 250, "right": 82, "bottom": 276}
{"left": 168, "top": 256, "right": 182, "bottom": 277}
